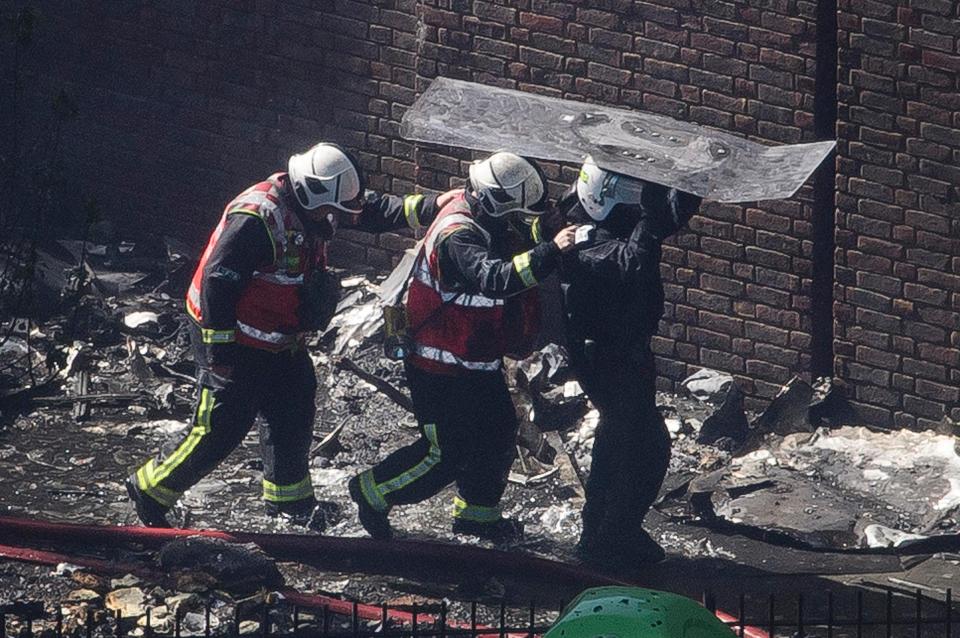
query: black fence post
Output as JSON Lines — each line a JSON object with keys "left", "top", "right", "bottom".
{"left": 857, "top": 589, "right": 864, "bottom": 638}
{"left": 916, "top": 589, "right": 922, "bottom": 638}
{"left": 411, "top": 605, "right": 418, "bottom": 638}
{"left": 261, "top": 601, "right": 270, "bottom": 638}
{"left": 499, "top": 602, "right": 506, "bottom": 638}
{"left": 86, "top": 607, "right": 93, "bottom": 638}
{"left": 887, "top": 590, "right": 893, "bottom": 638}
{"left": 827, "top": 591, "right": 834, "bottom": 638}
{"left": 115, "top": 609, "right": 123, "bottom": 638}
{"left": 470, "top": 602, "right": 477, "bottom": 638}
{"left": 206, "top": 601, "right": 212, "bottom": 638}
{"left": 797, "top": 593, "right": 804, "bottom": 638}
{"left": 55, "top": 608, "right": 63, "bottom": 638}
{"left": 738, "top": 593, "right": 745, "bottom": 638}
{"left": 947, "top": 588, "right": 953, "bottom": 638}
{"left": 768, "top": 594, "right": 775, "bottom": 638}
{"left": 351, "top": 602, "right": 359, "bottom": 638}
{"left": 528, "top": 601, "right": 535, "bottom": 638}
{"left": 439, "top": 600, "right": 447, "bottom": 638}
{"left": 322, "top": 605, "right": 330, "bottom": 637}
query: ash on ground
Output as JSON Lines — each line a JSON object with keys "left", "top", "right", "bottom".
{"left": 2, "top": 245, "right": 960, "bottom": 635}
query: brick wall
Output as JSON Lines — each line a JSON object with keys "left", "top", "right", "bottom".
{"left": 835, "top": 0, "right": 960, "bottom": 428}
{"left": 3, "top": 2, "right": 334, "bottom": 241}
{"left": 5, "top": 1, "right": 957, "bottom": 424}
{"left": 320, "top": 0, "right": 823, "bottom": 411}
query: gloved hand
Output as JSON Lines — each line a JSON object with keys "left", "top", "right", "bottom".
{"left": 299, "top": 269, "right": 341, "bottom": 332}
{"left": 641, "top": 184, "right": 702, "bottom": 240}
{"left": 205, "top": 342, "right": 238, "bottom": 387}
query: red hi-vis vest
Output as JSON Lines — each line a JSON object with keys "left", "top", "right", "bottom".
{"left": 405, "top": 194, "right": 541, "bottom": 375}
{"left": 186, "top": 173, "right": 322, "bottom": 352}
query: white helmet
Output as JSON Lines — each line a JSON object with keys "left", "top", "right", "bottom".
{"left": 576, "top": 156, "right": 646, "bottom": 221}
{"left": 468, "top": 151, "right": 548, "bottom": 218}
{"left": 288, "top": 142, "right": 364, "bottom": 212}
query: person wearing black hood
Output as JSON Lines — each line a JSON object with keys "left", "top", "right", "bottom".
{"left": 546, "top": 156, "right": 702, "bottom": 567}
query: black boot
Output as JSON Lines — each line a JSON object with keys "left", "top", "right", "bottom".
{"left": 576, "top": 528, "right": 665, "bottom": 569}
{"left": 125, "top": 476, "right": 172, "bottom": 528}
{"left": 348, "top": 476, "right": 393, "bottom": 540}
{"left": 452, "top": 517, "right": 524, "bottom": 544}
{"left": 265, "top": 498, "right": 335, "bottom": 532}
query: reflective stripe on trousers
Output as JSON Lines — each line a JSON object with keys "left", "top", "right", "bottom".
{"left": 452, "top": 495, "right": 501, "bottom": 522}
{"left": 136, "top": 387, "right": 216, "bottom": 508}
{"left": 358, "top": 423, "right": 441, "bottom": 512}
{"left": 262, "top": 475, "right": 314, "bottom": 503}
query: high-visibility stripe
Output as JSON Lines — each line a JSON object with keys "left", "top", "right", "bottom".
{"left": 359, "top": 469, "right": 389, "bottom": 512}
{"left": 411, "top": 344, "right": 501, "bottom": 371}
{"left": 236, "top": 321, "right": 298, "bottom": 345}
{"left": 252, "top": 271, "right": 304, "bottom": 285}
{"left": 403, "top": 194, "right": 425, "bottom": 229}
{"left": 377, "top": 424, "right": 441, "bottom": 495}
{"left": 200, "top": 328, "right": 236, "bottom": 344}
{"left": 512, "top": 251, "right": 537, "bottom": 288}
{"left": 136, "top": 462, "right": 180, "bottom": 507}
{"left": 148, "top": 388, "right": 215, "bottom": 488}
{"left": 452, "top": 496, "right": 501, "bottom": 523}
{"left": 412, "top": 263, "right": 503, "bottom": 308}
{"left": 530, "top": 217, "right": 543, "bottom": 244}
{"left": 262, "top": 475, "right": 314, "bottom": 503}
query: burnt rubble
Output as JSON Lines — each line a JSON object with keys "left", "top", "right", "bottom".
{"left": 2, "top": 245, "right": 960, "bottom": 633}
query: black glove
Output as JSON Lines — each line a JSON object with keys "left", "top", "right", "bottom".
{"left": 207, "top": 342, "right": 238, "bottom": 367}
{"left": 641, "top": 184, "right": 702, "bottom": 240}
{"left": 300, "top": 269, "right": 341, "bottom": 332}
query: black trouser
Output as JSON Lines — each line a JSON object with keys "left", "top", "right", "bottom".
{"left": 356, "top": 361, "right": 517, "bottom": 523}
{"left": 132, "top": 326, "right": 317, "bottom": 511}
{"left": 570, "top": 339, "right": 670, "bottom": 548}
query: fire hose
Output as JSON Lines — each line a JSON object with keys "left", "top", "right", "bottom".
{"left": 0, "top": 516, "right": 768, "bottom": 637}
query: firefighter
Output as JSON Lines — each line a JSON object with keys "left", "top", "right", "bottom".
{"left": 126, "top": 142, "right": 441, "bottom": 529}
{"left": 548, "top": 157, "right": 702, "bottom": 566}
{"left": 348, "top": 151, "right": 581, "bottom": 543}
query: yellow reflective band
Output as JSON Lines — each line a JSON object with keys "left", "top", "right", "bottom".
{"left": 403, "top": 193, "right": 425, "bottom": 229}
{"left": 150, "top": 388, "right": 214, "bottom": 486}
{"left": 530, "top": 217, "right": 543, "bottom": 244}
{"left": 359, "top": 469, "right": 389, "bottom": 512}
{"left": 262, "top": 475, "right": 314, "bottom": 503}
{"left": 512, "top": 251, "right": 537, "bottom": 288}
{"left": 452, "top": 495, "right": 501, "bottom": 523}
{"left": 579, "top": 168, "right": 589, "bottom": 183}
{"left": 201, "top": 328, "right": 235, "bottom": 344}
{"left": 377, "top": 423, "right": 441, "bottom": 495}
{"left": 136, "top": 461, "right": 180, "bottom": 508}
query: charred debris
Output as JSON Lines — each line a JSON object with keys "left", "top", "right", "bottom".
{"left": 2, "top": 235, "right": 960, "bottom": 634}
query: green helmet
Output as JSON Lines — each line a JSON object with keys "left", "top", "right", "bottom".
{"left": 544, "top": 587, "right": 735, "bottom": 638}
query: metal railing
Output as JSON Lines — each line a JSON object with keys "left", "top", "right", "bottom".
{"left": 0, "top": 599, "right": 554, "bottom": 638}
{"left": 702, "top": 588, "right": 955, "bottom": 637}
{"left": 1, "top": 588, "right": 956, "bottom": 638}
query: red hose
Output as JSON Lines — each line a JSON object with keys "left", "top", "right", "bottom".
{"left": 0, "top": 515, "right": 625, "bottom": 588}
{"left": 714, "top": 610, "right": 771, "bottom": 638}
{"left": 0, "top": 516, "right": 768, "bottom": 637}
